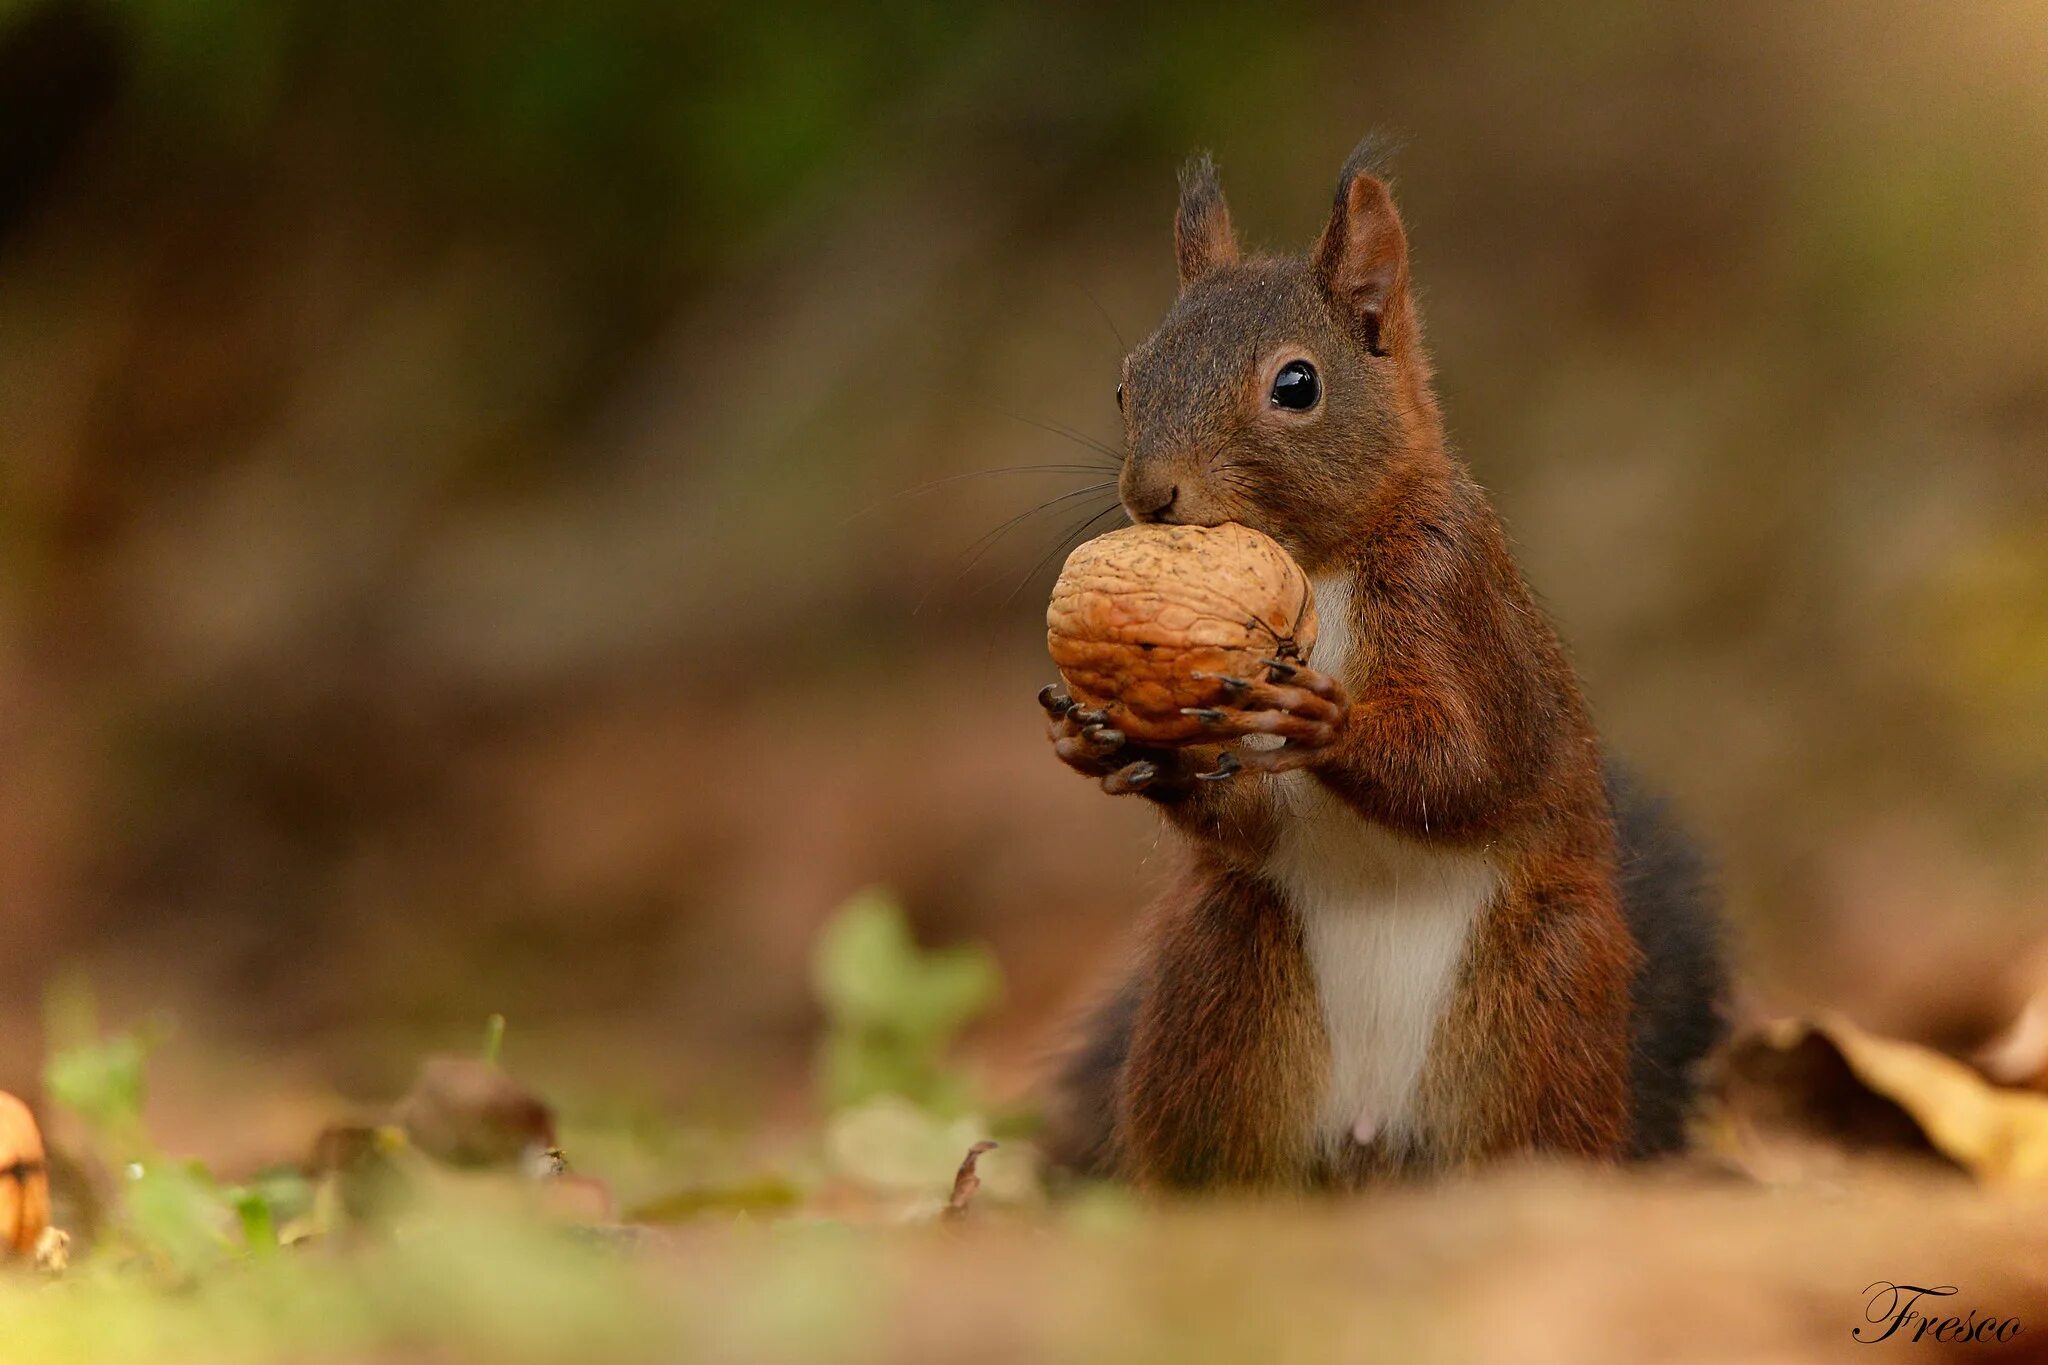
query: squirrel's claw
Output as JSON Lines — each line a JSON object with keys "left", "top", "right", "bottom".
{"left": 1260, "top": 659, "right": 1344, "bottom": 702}
{"left": 1041, "top": 675, "right": 1336, "bottom": 790}
{"left": 1219, "top": 680, "right": 1344, "bottom": 725}
{"left": 1190, "top": 671, "right": 1253, "bottom": 701}
{"left": 1178, "top": 706, "right": 1335, "bottom": 747}
{"left": 1079, "top": 724, "right": 1126, "bottom": 757}
{"left": 1102, "top": 760, "right": 1158, "bottom": 795}
{"left": 1046, "top": 696, "right": 1189, "bottom": 797}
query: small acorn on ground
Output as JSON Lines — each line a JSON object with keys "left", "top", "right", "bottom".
{"left": 0, "top": 1091, "right": 51, "bottom": 1258}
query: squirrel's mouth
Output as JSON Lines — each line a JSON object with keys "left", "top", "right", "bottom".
{"left": 1122, "top": 488, "right": 1234, "bottom": 532}
{"left": 1119, "top": 497, "right": 1327, "bottom": 574}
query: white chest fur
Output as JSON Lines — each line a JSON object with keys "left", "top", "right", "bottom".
{"left": 1261, "top": 574, "right": 1496, "bottom": 1152}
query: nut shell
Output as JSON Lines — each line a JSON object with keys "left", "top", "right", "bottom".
{"left": 1047, "top": 522, "right": 1317, "bottom": 720}
{"left": 0, "top": 1091, "right": 50, "bottom": 1258}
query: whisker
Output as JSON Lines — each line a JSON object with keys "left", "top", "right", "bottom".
{"left": 842, "top": 462, "right": 1114, "bottom": 526}
{"left": 915, "top": 481, "right": 1118, "bottom": 615}
{"left": 1000, "top": 501, "right": 1127, "bottom": 619}
{"left": 971, "top": 401, "right": 1125, "bottom": 463}
{"left": 1077, "top": 283, "right": 1126, "bottom": 352}
{"left": 982, "top": 500, "right": 1128, "bottom": 669}
{"left": 946, "top": 480, "right": 1116, "bottom": 574}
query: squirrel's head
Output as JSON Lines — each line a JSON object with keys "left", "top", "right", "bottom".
{"left": 1116, "top": 138, "right": 1437, "bottom": 573}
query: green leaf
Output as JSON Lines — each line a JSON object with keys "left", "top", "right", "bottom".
{"left": 125, "top": 1158, "right": 232, "bottom": 1276}
{"left": 42, "top": 977, "right": 164, "bottom": 1150}
{"left": 45, "top": 1020, "right": 155, "bottom": 1153}
{"left": 809, "top": 889, "right": 1001, "bottom": 1114}
{"left": 231, "top": 1187, "right": 279, "bottom": 1255}
{"left": 812, "top": 889, "right": 999, "bottom": 1037}
{"left": 226, "top": 1168, "right": 312, "bottom": 1255}
{"left": 811, "top": 889, "right": 911, "bottom": 1026}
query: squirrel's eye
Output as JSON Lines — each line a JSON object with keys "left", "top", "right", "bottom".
{"left": 1115, "top": 381, "right": 1125, "bottom": 412}
{"left": 1270, "top": 360, "right": 1320, "bottom": 411}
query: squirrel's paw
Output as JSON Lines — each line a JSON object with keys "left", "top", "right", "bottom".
{"left": 1121, "top": 659, "right": 1351, "bottom": 773}
{"left": 1092, "top": 659, "right": 1347, "bottom": 755}
{"left": 1038, "top": 685, "right": 1232, "bottom": 794}
{"left": 1189, "top": 661, "right": 1345, "bottom": 741}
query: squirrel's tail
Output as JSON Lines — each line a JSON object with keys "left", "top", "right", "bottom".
{"left": 1039, "top": 977, "right": 1138, "bottom": 1182}
{"left": 1607, "top": 762, "right": 1730, "bottom": 1158}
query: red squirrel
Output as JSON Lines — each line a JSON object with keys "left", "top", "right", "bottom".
{"left": 1038, "top": 140, "right": 1726, "bottom": 1190}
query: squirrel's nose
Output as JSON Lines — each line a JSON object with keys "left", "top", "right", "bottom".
{"left": 1126, "top": 483, "right": 1180, "bottom": 524}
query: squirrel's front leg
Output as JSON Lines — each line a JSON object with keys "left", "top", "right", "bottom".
{"left": 1039, "top": 684, "right": 1300, "bottom": 853}
{"left": 1041, "top": 661, "right": 1348, "bottom": 779}
{"left": 1118, "top": 869, "right": 1329, "bottom": 1190}
{"left": 1183, "top": 658, "right": 1350, "bottom": 761}
{"left": 1139, "top": 657, "right": 1354, "bottom": 780}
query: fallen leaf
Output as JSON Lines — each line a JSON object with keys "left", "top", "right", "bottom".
{"left": 1820, "top": 1013, "right": 2048, "bottom": 1187}
{"left": 944, "top": 1141, "right": 997, "bottom": 1221}
{"left": 1974, "top": 944, "right": 2048, "bottom": 1090}
{"left": 1720, "top": 1015, "right": 2048, "bottom": 1188}
{"left": 1975, "top": 992, "right": 2048, "bottom": 1089}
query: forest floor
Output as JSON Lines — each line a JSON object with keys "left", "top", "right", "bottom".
{"left": 7, "top": 893, "right": 2048, "bottom": 1364}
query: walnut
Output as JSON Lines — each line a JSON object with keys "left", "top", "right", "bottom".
{"left": 1047, "top": 523, "right": 1317, "bottom": 721}
{"left": 0, "top": 1091, "right": 50, "bottom": 1258}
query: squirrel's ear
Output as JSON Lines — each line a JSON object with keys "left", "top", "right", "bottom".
{"left": 1311, "top": 142, "right": 1410, "bottom": 356}
{"left": 1175, "top": 152, "right": 1239, "bottom": 288}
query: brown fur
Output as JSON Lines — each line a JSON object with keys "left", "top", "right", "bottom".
{"left": 1044, "top": 142, "right": 1658, "bottom": 1190}
{"left": 1116, "top": 864, "right": 1328, "bottom": 1189}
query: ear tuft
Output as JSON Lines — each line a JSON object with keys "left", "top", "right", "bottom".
{"left": 1312, "top": 132, "right": 1411, "bottom": 356}
{"left": 1175, "top": 151, "right": 1239, "bottom": 287}
{"left": 1330, "top": 130, "right": 1402, "bottom": 206}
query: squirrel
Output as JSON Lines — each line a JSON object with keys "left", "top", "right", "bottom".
{"left": 1037, "top": 139, "right": 1727, "bottom": 1191}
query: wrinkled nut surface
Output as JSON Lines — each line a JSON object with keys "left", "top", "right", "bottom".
{"left": 1047, "top": 523, "right": 1317, "bottom": 720}
{"left": 0, "top": 1090, "right": 51, "bottom": 1257}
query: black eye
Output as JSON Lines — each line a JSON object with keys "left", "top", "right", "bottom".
{"left": 1269, "top": 359, "right": 1319, "bottom": 411}
{"left": 1115, "top": 381, "right": 1125, "bottom": 411}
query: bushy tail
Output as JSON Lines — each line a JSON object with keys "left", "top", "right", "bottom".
{"left": 1039, "top": 978, "right": 1138, "bottom": 1181}
{"left": 1607, "top": 763, "right": 1729, "bottom": 1157}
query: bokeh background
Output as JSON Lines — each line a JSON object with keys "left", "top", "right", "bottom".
{"left": 2, "top": 0, "right": 2045, "bottom": 1160}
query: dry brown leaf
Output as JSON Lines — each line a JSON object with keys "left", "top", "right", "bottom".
{"left": 1722, "top": 1015, "right": 2048, "bottom": 1189}
{"left": 1974, "top": 943, "right": 2048, "bottom": 1091}
{"left": 1975, "top": 992, "right": 2048, "bottom": 1090}
{"left": 1817, "top": 1013, "right": 2048, "bottom": 1187}
{"left": 943, "top": 1140, "right": 997, "bottom": 1222}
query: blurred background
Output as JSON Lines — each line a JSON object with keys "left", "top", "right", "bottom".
{"left": 1, "top": 0, "right": 2044, "bottom": 1163}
